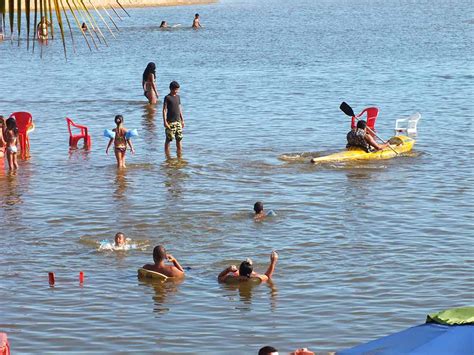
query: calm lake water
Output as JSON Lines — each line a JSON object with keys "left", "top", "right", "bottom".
{"left": 1, "top": 0, "right": 473, "bottom": 353}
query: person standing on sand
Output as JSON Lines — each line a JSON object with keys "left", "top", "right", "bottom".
{"left": 142, "top": 62, "right": 159, "bottom": 105}
{"left": 163, "top": 81, "right": 185, "bottom": 158}
{"left": 192, "top": 13, "right": 202, "bottom": 29}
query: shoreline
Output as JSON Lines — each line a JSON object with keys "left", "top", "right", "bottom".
{"left": 89, "top": 0, "right": 217, "bottom": 9}
{"left": 11, "top": 0, "right": 217, "bottom": 11}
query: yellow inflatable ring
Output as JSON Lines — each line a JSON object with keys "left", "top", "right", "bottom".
{"left": 137, "top": 268, "right": 169, "bottom": 281}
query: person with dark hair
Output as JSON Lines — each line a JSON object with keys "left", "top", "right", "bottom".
{"left": 258, "top": 346, "right": 279, "bottom": 355}
{"left": 159, "top": 21, "right": 168, "bottom": 28}
{"left": 105, "top": 115, "right": 135, "bottom": 168}
{"left": 142, "top": 245, "right": 185, "bottom": 278}
{"left": 0, "top": 116, "right": 6, "bottom": 159}
{"left": 218, "top": 251, "right": 278, "bottom": 283}
{"left": 163, "top": 81, "right": 185, "bottom": 157}
{"left": 4, "top": 117, "right": 19, "bottom": 170}
{"left": 346, "top": 119, "right": 389, "bottom": 152}
{"left": 192, "top": 13, "right": 202, "bottom": 28}
{"left": 142, "top": 62, "right": 159, "bottom": 104}
{"left": 254, "top": 201, "right": 265, "bottom": 220}
{"left": 81, "top": 22, "right": 88, "bottom": 32}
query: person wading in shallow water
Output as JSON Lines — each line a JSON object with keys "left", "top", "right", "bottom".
{"left": 142, "top": 62, "right": 159, "bottom": 105}
{"left": 163, "top": 81, "right": 185, "bottom": 158}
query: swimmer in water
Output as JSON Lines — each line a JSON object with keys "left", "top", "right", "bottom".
{"left": 218, "top": 251, "right": 278, "bottom": 283}
{"left": 143, "top": 245, "right": 185, "bottom": 278}
{"left": 159, "top": 21, "right": 168, "bottom": 28}
{"left": 192, "top": 13, "right": 202, "bottom": 29}
{"left": 254, "top": 201, "right": 266, "bottom": 221}
{"left": 114, "top": 232, "right": 126, "bottom": 248}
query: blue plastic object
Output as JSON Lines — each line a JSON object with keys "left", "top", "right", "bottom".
{"left": 266, "top": 210, "right": 277, "bottom": 217}
{"left": 104, "top": 129, "right": 115, "bottom": 139}
{"left": 338, "top": 323, "right": 474, "bottom": 355}
{"left": 125, "top": 129, "right": 138, "bottom": 139}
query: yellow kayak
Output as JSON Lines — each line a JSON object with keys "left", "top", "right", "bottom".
{"left": 311, "top": 135, "right": 415, "bottom": 163}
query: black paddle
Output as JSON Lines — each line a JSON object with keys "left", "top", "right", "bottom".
{"left": 339, "top": 102, "right": 398, "bottom": 155}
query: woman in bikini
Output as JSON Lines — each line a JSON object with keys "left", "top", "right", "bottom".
{"left": 106, "top": 115, "right": 135, "bottom": 168}
{"left": 4, "top": 117, "right": 19, "bottom": 170}
{"left": 142, "top": 62, "right": 159, "bottom": 105}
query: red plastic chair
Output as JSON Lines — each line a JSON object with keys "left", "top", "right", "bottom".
{"left": 66, "top": 117, "right": 91, "bottom": 149}
{"left": 351, "top": 107, "right": 379, "bottom": 134}
{"left": 9, "top": 111, "right": 35, "bottom": 159}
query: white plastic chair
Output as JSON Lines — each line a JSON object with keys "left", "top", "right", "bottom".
{"left": 395, "top": 112, "right": 421, "bottom": 136}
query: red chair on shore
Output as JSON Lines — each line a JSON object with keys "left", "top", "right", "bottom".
{"left": 9, "top": 111, "right": 35, "bottom": 159}
{"left": 351, "top": 107, "right": 379, "bottom": 135}
{"left": 66, "top": 117, "right": 91, "bottom": 149}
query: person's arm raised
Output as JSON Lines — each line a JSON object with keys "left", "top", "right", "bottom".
{"left": 263, "top": 251, "right": 278, "bottom": 280}
{"left": 167, "top": 254, "right": 184, "bottom": 273}
{"left": 218, "top": 265, "right": 237, "bottom": 282}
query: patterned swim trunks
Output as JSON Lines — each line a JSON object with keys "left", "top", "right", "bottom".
{"left": 165, "top": 121, "right": 183, "bottom": 141}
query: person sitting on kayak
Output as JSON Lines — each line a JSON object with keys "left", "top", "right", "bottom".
{"left": 346, "top": 120, "right": 389, "bottom": 152}
{"left": 218, "top": 251, "right": 278, "bottom": 283}
{"left": 142, "top": 245, "right": 185, "bottom": 278}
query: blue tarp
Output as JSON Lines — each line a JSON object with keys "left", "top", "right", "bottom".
{"left": 338, "top": 323, "right": 474, "bottom": 355}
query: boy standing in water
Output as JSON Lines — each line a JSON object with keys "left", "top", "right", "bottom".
{"left": 192, "top": 13, "right": 202, "bottom": 29}
{"left": 163, "top": 81, "right": 185, "bottom": 157}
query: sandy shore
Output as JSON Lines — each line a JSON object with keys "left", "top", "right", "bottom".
{"left": 91, "top": 0, "right": 217, "bottom": 9}
{"left": 11, "top": 0, "right": 217, "bottom": 11}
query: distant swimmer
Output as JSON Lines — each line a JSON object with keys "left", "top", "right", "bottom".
{"left": 105, "top": 115, "right": 135, "bottom": 168}
{"left": 81, "top": 22, "right": 88, "bottom": 32}
{"left": 192, "top": 13, "right": 202, "bottom": 29}
{"left": 163, "top": 81, "right": 185, "bottom": 158}
{"left": 142, "top": 245, "right": 185, "bottom": 278}
{"left": 4, "top": 117, "right": 19, "bottom": 170}
{"left": 254, "top": 201, "right": 276, "bottom": 221}
{"left": 218, "top": 251, "right": 278, "bottom": 283}
{"left": 159, "top": 21, "right": 168, "bottom": 28}
{"left": 346, "top": 120, "right": 389, "bottom": 152}
{"left": 142, "top": 62, "right": 159, "bottom": 105}
{"left": 37, "top": 16, "right": 50, "bottom": 41}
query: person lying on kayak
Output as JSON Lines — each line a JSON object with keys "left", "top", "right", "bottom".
{"left": 346, "top": 120, "right": 390, "bottom": 152}
{"left": 142, "top": 245, "right": 185, "bottom": 278}
{"left": 218, "top": 251, "right": 278, "bottom": 283}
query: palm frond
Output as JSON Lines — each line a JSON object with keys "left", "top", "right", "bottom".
{"left": 25, "top": 0, "right": 30, "bottom": 49}
{"left": 52, "top": 0, "right": 67, "bottom": 57}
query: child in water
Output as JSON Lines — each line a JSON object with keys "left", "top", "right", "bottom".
{"left": 254, "top": 201, "right": 276, "bottom": 221}
{"left": 99, "top": 232, "right": 134, "bottom": 251}
{"left": 106, "top": 115, "right": 135, "bottom": 168}
{"left": 4, "top": 117, "right": 19, "bottom": 170}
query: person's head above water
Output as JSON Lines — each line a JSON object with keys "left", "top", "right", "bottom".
{"left": 169, "top": 81, "right": 180, "bottom": 94}
{"left": 356, "top": 120, "right": 367, "bottom": 130}
{"left": 254, "top": 201, "right": 264, "bottom": 214}
{"left": 160, "top": 21, "right": 168, "bottom": 27}
{"left": 6, "top": 117, "right": 18, "bottom": 132}
{"left": 153, "top": 245, "right": 167, "bottom": 263}
{"left": 114, "top": 115, "right": 123, "bottom": 126}
{"left": 195, "top": 13, "right": 199, "bottom": 18}
{"left": 114, "top": 232, "right": 125, "bottom": 247}
{"left": 239, "top": 259, "right": 253, "bottom": 278}
{"left": 259, "top": 346, "right": 279, "bottom": 355}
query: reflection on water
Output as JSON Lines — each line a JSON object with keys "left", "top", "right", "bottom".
{"left": 162, "top": 157, "right": 188, "bottom": 199}
{"left": 68, "top": 147, "right": 91, "bottom": 161}
{"left": 141, "top": 103, "right": 158, "bottom": 141}
{"left": 139, "top": 278, "right": 184, "bottom": 316}
{"left": 114, "top": 169, "right": 128, "bottom": 201}
{"left": 221, "top": 280, "right": 278, "bottom": 312}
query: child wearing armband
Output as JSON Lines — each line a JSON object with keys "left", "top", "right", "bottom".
{"left": 106, "top": 115, "right": 135, "bottom": 168}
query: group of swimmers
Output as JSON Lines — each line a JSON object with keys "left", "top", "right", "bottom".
{"left": 159, "top": 13, "right": 202, "bottom": 29}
